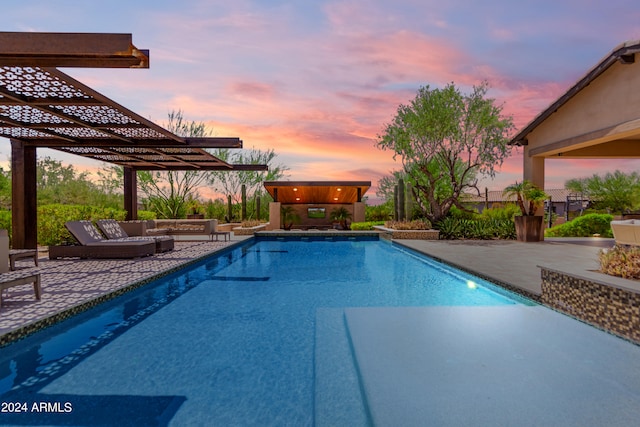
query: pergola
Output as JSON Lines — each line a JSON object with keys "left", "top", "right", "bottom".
{"left": 0, "top": 32, "right": 267, "bottom": 249}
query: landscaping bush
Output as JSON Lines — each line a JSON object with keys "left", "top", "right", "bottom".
{"left": 384, "top": 219, "right": 432, "bottom": 230}
{"left": 600, "top": 245, "right": 640, "bottom": 280}
{"left": 366, "top": 203, "right": 393, "bottom": 221}
{"left": 436, "top": 217, "right": 516, "bottom": 240}
{"left": 480, "top": 204, "right": 521, "bottom": 221}
{"left": 137, "top": 210, "right": 157, "bottom": 221}
{"left": 0, "top": 209, "right": 10, "bottom": 241}
{"left": 350, "top": 221, "right": 384, "bottom": 230}
{"left": 37, "top": 204, "right": 127, "bottom": 246}
{"left": 545, "top": 213, "right": 614, "bottom": 238}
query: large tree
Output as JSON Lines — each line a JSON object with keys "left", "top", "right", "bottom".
{"left": 137, "top": 110, "right": 212, "bottom": 218}
{"left": 208, "top": 148, "right": 288, "bottom": 203}
{"left": 565, "top": 170, "right": 640, "bottom": 214}
{"left": 376, "top": 82, "right": 514, "bottom": 223}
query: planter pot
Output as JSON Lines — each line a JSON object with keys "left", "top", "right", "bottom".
{"left": 514, "top": 216, "right": 544, "bottom": 242}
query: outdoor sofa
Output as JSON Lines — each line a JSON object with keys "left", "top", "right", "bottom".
{"left": 96, "top": 219, "right": 174, "bottom": 253}
{"left": 49, "top": 221, "right": 156, "bottom": 260}
{"left": 610, "top": 219, "right": 640, "bottom": 246}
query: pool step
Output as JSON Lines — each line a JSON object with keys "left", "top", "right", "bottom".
{"left": 314, "top": 308, "right": 370, "bottom": 426}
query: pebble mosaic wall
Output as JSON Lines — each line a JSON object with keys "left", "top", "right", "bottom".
{"left": 541, "top": 268, "right": 640, "bottom": 343}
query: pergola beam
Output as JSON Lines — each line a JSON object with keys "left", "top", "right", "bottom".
{"left": 18, "top": 137, "right": 244, "bottom": 149}
{"left": 0, "top": 32, "right": 149, "bottom": 68}
{"left": 128, "top": 164, "right": 268, "bottom": 171}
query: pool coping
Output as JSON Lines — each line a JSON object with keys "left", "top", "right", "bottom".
{"left": 0, "top": 240, "right": 248, "bottom": 347}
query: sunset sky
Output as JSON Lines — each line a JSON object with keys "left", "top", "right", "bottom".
{"left": 2, "top": 0, "right": 640, "bottom": 201}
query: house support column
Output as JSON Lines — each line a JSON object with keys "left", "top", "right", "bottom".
{"left": 353, "top": 202, "right": 365, "bottom": 223}
{"left": 123, "top": 167, "right": 137, "bottom": 220}
{"left": 267, "top": 202, "right": 281, "bottom": 230}
{"left": 523, "top": 147, "right": 545, "bottom": 189}
{"left": 11, "top": 139, "right": 37, "bottom": 249}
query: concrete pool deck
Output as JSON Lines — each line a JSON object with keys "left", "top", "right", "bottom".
{"left": 395, "top": 237, "right": 615, "bottom": 298}
{"left": 0, "top": 239, "right": 247, "bottom": 345}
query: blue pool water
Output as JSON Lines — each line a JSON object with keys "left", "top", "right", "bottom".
{"left": 0, "top": 238, "right": 531, "bottom": 425}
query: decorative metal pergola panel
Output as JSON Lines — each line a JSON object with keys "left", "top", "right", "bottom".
{"left": 0, "top": 65, "right": 242, "bottom": 170}
{"left": 0, "top": 32, "right": 267, "bottom": 248}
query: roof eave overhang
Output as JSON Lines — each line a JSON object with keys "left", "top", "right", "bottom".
{"left": 509, "top": 40, "right": 640, "bottom": 146}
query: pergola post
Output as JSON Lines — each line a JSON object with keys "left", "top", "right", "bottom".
{"left": 123, "top": 167, "right": 138, "bottom": 220}
{"left": 11, "top": 139, "right": 37, "bottom": 249}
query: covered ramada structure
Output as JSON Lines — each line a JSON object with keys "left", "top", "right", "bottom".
{"left": 264, "top": 181, "right": 370, "bottom": 230}
{"left": 510, "top": 39, "right": 640, "bottom": 188}
{"left": 0, "top": 32, "right": 266, "bottom": 249}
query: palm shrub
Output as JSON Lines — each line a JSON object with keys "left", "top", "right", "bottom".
{"left": 545, "top": 213, "right": 613, "bottom": 238}
{"left": 330, "top": 207, "right": 353, "bottom": 230}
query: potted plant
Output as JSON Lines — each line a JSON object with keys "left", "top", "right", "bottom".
{"left": 281, "top": 206, "right": 300, "bottom": 230}
{"left": 186, "top": 199, "right": 205, "bottom": 219}
{"left": 330, "top": 207, "right": 352, "bottom": 230}
{"left": 503, "top": 180, "right": 549, "bottom": 242}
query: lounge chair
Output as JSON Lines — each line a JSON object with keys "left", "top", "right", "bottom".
{"left": 96, "top": 219, "right": 174, "bottom": 253}
{"left": 0, "top": 269, "right": 41, "bottom": 310}
{"left": 49, "top": 221, "right": 156, "bottom": 260}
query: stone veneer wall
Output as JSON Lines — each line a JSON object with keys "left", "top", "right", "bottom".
{"left": 541, "top": 268, "right": 640, "bottom": 343}
{"left": 374, "top": 226, "right": 440, "bottom": 240}
{"left": 233, "top": 225, "right": 267, "bottom": 235}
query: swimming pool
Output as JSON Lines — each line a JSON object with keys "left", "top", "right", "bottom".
{"left": 0, "top": 238, "right": 533, "bottom": 425}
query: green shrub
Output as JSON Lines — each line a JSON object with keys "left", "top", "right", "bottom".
{"left": 480, "top": 204, "right": 521, "bottom": 221}
{"left": 600, "top": 245, "right": 640, "bottom": 280}
{"left": 0, "top": 209, "right": 10, "bottom": 242}
{"left": 545, "top": 213, "right": 613, "bottom": 238}
{"left": 366, "top": 203, "right": 393, "bottom": 221}
{"left": 436, "top": 217, "right": 516, "bottom": 240}
{"left": 137, "top": 210, "right": 157, "bottom": 220}
{"left": 489, "top": 218, "right": 517, "bottom": 239}
{"left": 351, "top": 221, "right": 384, "bottom": 230}
{"left": 436, "top": 217, "right": 463, "bottom": 239}
{"left": 37, "top": 204, "right": 127, "bottom": 246}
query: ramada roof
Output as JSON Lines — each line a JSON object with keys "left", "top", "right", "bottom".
{"left": 264, "top": 181, "right": 371, "bottom": 204}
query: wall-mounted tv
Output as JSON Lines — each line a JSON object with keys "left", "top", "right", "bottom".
{"left": 308, "top": 207, "right": 326, "bottom": 219}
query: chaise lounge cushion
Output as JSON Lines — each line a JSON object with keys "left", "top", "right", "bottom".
{"left": 49, "top": 221, "right": 156, "bottom": 259}
{"left": 96, "top": 219, "right": 174, "bottom": 253}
